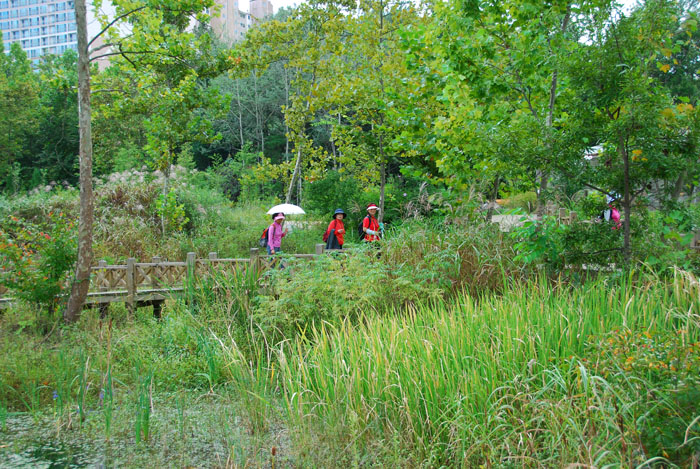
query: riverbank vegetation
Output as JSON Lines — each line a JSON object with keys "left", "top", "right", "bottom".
{"left": 1, "top": 0, "right": 699, "bottom": 465}
{"left": 2, "top": 246, "right": 699, "bottom": 466}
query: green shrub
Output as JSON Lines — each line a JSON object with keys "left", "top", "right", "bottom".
{"left": 504, "top": 191, "right": 537, "bottom": 212}
{"left": 590, "top": 328, "right": 700, "bottom": 466}
{"left": 0, "top": 211, "right": 77, "bottom": 323}
{"left": 303, "top": 170, "right": 356, "bottom": 216}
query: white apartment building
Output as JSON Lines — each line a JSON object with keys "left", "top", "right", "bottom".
{"left": 0, "top": 0, "right": 78, "bottom": 60}
{"left": 210, "top": 0, "right": 273, "bottom": 43}
{"left": 1, "top": 0, "right": 275, "bottom": 62}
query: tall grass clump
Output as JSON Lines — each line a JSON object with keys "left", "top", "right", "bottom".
{"left": 279, "top": 272, "right": 700, "bottom": 466}
{"left": 253, "top": 220, "right": 521, "bottom": 346}
{"left": 382, "top": 218, "right": 522, "bottom": 295}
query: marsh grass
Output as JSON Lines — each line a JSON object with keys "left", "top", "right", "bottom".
{"left": 278, "top": 272, "right": 700, "bottom": 466}
{"left": 134, "top": 368, "right": 153, "bottom": 443}
{"left": 1, "top": 208, "right": 698, "bottom": 467}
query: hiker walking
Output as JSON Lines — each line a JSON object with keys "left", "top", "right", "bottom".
{"left": 267, "top": 213, "right": 288, "bottom": 255}
{"left": 362, "top": 203, "right": 381, "bottom": 243}
{"left": 323, "top": 209, "right": 346, "bottom": 250}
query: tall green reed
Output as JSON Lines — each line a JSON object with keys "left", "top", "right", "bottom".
{"left": 134, "top": 369, "right": 153, "bottom": 443}
{"left": 212, "top": 326, "right": 277, "bottom": 435}
{"left": 278, "top": 273, "right": 699, "bottom": 465}
{"left": 102, "top": 319, "right": 114, "bottom": 440}
{"left": 76, "top": 353, "right": 90, "bottom": 423}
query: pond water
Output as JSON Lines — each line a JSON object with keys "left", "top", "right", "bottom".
{"left": 0, "top": 397, "right": 292, "bottom": 468}
{"left": 0, "top": 415, "right": 105, "bottom": 468}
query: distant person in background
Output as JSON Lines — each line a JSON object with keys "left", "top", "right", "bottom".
{"left": 363, "top": 203, "right": 381, "bottom": 243}
{"left": 609, "top": 202, "right": 621, "bottom": 230}
{"left": 267, "top": 213, "right": 288, "bottom": 255}
{"left": 601, "top": 195, "right": 622, "bottom": 230}
{"left": 324, "top": 208, "right": 346, "bottom": 250}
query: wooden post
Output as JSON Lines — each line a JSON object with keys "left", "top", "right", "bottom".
{"left": 208, "top": 252, "right": 217, "bottom": 277}
{"left": 97, "top": 259, "right": 108, "bottom": 319}
{"left": 126, "top": 257, "right": 135, "bottom": 315}
{"left": 315, "top": 243, "right": 325, "bottom": 255}
{"left": 153, "top": 300, "right": 163, "bottom": 320}
{"left": 250, "top": 248, "right": 260, "bottom": 273}
{"left": 151, "top": 256, "right": 161, "bottom": 288}
{"left": 150, "top": 256, "right": 162, "bottom": 319}
{"left": 570, "top": 211, "right": 577, "bottom": 224}
{"left": 186, "top": 252, "right": 196, "bottom": 305}
{"left": 559, "top": 208, "right": 567, "bottom": 225}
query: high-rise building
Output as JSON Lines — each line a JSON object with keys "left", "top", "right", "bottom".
{"left": 1, "top": 0, "right": 274, "bottom": 62}
{"left": 249, "top": 0, "right": 273, "bottom": 23}
{"left": 209, "top": 0, "right": 273, "bottom": 43}
{"left": 0, "top": 0, "right": 81, "bottom": 60}
{"left": 209, "top": 0, "right": 249, "bottom": 43}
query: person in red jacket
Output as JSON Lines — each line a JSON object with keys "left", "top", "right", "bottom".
{"left": 323, "top": 208, "right": 346, "bottom": 250}
{"left": 362, "top": 203, "right": 381, "bottom": 243}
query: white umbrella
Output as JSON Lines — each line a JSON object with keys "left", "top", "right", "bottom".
{"left": 267, "top": 203, "right": 306, "bottom": 215}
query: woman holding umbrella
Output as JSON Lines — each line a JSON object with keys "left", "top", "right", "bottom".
{"left": 267, "top": 213, "right": 288, "bottom": 255}
{"left": 323, "top": 209, "right": 346, "bottom": 250}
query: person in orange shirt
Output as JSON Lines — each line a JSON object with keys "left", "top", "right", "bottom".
{"left": 362, "top": 203, "right": 381, "bottom": 243}
{"left": 323, "top": 208, "right": 346, "bottom": 250}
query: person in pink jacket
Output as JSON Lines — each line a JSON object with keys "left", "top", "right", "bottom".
{"left": 267, "top": 213, "right": 288, "bottom": 255}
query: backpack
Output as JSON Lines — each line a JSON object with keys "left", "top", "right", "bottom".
{"left": 323, "top": 220, "right": 336, "bottom": 242}
{"left": 259, "top": 226, "right": 271, "bottom": 247}
{"left": 357, "top": 215, "right": 370, "bottom": 241}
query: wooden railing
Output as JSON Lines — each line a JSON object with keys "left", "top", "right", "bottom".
{"left": 0, "top": 244, "right": 335, "bottom": 315}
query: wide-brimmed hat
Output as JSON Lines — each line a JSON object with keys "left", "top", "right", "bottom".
{"left": 332, "top": 208, "right": 346, "bottom": 219}
{"left": 366, "top": 203, "right": 379, "bottom": 211}
{"left": 274, "top": 213, "right": 286, "bottom": 221}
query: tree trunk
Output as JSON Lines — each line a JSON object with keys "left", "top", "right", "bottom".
{"left": 619, "top": 132, "right": 632, "bottom": 263}
{"left": 64, "top": 0, "right": 94, "bottom": 323}
{"left": 235, "top": 80, "right": 244, "bottom": 150}
{"left": 329, "top": 113, "right": 338, "bottom": 170}
{"left": 160, "top": 159, "right": 171, "bottom": 236}
{"left": 536, "top": 6, "right": 570, "bottom": 219}
{"left": 285, "top": 88, "right": 313, "bottom": 203}
{"left": 253, "top": 70, "right": 264, "bottom": 154}
{"left": 286, "top": 145, "right": 302, "bottom": 203}
{"left": 487, "top": 175, "right": 501, "bottom": 221}
{"left": 283, "top": 66, "right": 290, "bottom": 162}
{"left": 378, "top": 128, "right": 386, "bottom": 224}
{"left": 671, "top": 170, "right": 686, "bottom": 201}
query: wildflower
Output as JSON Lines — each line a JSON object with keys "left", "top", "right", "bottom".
{"left": 53, "top": 390, "right": 58, "bottom": 400}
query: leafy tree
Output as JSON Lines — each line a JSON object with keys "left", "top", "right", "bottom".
{"left": 66, "top": 0, "right": 229, "bottom": 322}
{"left": 416, "top": 0, "right": 605, "bottom": 213}
{"left": 0, "top": 40, "right": 40, "bottom": 193}
{"left": 30, "top": 51, "right": 80, "bottom": 186}
{"left": 565, "top": 0, "right": 699, "bottom": 261}
{"left": 649, "top": 4, "right": 700, "bottom": 200}
{"left": 323, "top": 0, "right": 422, "bottom": 222}
{"left": 238, "top": 0, "right": 355, "bottom": 204}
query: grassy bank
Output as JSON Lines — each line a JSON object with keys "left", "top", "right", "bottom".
{"left": 1, "top": 266, "right": 699, "bottom": 467}
{"left": 279, "top": 270, "right": 700, "bottom": 466}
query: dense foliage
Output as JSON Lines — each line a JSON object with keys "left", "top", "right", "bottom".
{"left": 1, "top": 0, "right": 699, "bottom": 466}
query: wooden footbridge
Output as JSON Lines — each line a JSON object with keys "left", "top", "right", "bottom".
{"left": 0, "top": 245, "right": 333, "bottom": 316}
